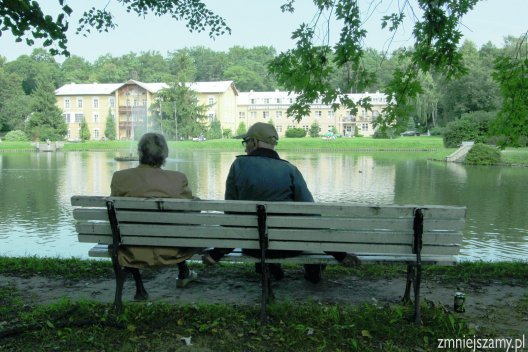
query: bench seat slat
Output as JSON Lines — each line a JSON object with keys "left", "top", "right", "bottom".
{"left": 71, "top": 196, "right": 466, "bottom": 219}
{"left": 76, "top": 222, "right": 462, "bottom": 246}
{"left": 115, "top": 211, "right": 464, "bottom": 232}
{"left": 74, "top": 209, "right": 465, "bottom": 234}
{"left": 87, "top": 244, "right": 458, "bottom": 265}
{"left": 78, "top": 234, "right": 459, "bottom": 255}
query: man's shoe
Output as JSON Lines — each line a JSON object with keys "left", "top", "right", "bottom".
{"left": 341, "top": 253, "right": 361, "bottom": 267}
{"left": 176, "top": 270, "right": 198, "bottom": 288}
{"left": 202, "top": 253, "right": 217, "bottom": 266}
{"left": 303, "top": 264, "right": 322, "bottom": 284}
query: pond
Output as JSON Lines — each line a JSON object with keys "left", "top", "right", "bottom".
{"left": 0, "top": 150, "right": 527, "bottom": 261}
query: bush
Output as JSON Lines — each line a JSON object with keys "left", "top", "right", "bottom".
{"left": 309, "top": 122, "right": 320, "bottom": 138}
{"left": 285, "top": 127, "right": 307, "bottom": 138}
{"left": 4, "top": 130, "right": 29, "bottom": 141}
{"left": 464, "top": 143, "right": 501, "bottom": 165}
{"left": 443, "top": 111, "right": 495, "bottom": 148}
{"left": 429, "top": 126, "right": 445, "bottom": 136}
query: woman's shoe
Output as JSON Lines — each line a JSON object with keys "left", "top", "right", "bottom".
{"left": 176, "top": 270, "right": 198, "bottom": 288}
{"left": 341, "top": 253, "right": 361, "bottom": 267}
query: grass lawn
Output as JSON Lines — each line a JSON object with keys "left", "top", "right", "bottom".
{"left": 1, "top": 257, "right": 527, "bottom": 351}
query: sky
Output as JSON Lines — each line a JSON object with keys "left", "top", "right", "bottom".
{"left": 0, "top": 0, "right": 527, "bottom": 63}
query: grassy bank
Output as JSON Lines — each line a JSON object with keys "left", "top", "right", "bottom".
{"left": 0, "top": 136, "right": 446, "bottom": 151}
{"left": 1, "top": 257, "right": 527, "bottom": 351}
{"left": 2, "top": 137, "right": 528, "bottom": 165}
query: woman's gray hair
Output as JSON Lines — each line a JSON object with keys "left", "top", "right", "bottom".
{"left": 137, "top": 133, "right": 169, "bottom": 167}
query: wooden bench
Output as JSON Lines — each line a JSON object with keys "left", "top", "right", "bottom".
{"left": 71, "top": 195, "right": 466, "bottom": 323}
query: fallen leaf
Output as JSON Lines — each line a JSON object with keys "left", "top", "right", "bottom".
{"left": 181, "top": 336, "right": 192, "bottom": 346}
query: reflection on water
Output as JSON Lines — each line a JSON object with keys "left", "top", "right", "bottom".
{"left": 1, "top": 150, "right": 527, "bottom": 261}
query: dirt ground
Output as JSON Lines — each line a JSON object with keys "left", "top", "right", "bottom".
{"left": 2, "top": 265, "right": 527, "bottom": 336}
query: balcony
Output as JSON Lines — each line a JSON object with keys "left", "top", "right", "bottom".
{"left": 118, "top": 106, "right": 147, "bottom": 114}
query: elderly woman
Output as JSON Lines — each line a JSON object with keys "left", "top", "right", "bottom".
{"left": 110, "top": 133, "right": 199, "bottom": 296}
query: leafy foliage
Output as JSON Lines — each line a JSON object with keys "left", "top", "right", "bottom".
{"left": 0, "top": 0, "right": 230, "bottom": 57}
{"left": 464, "top": 143, "right": 501, "bottom": 165}
{"left": 442, "top": 111, "right": 495, "bottom": 148}
{"left": 104, "top": 110, "right": 116, "bottom": 140}
{"left": 206, "top": 119, "right": 222, "bottom": 140}
{"left": 0, "top": 0, "right": 72, "bottom": 55}
{"left": 236, "top": 122, "right": 247, "bottom": 137}
{"left": 155, "top": 83, "right": 207, "bottom": 140}
{"left": 269, "top": 0, "right": 480, "bottom": 132}
{"left": 4, "top": 130, "right": 28, "bottom": 141}
{"left": 79, "top": 119, "right": 90, "bottom": 141}
{"left": 285, "top": 127, "right": 307, "bottom": 138}
{"left": 490, "top": 34, "right": 528, "bottom": 148}
{"left": 309, "top": 122, "right": 320, "bottom": 138}
{"left": 25, "top": 79, "right": 67, "bottom": 141}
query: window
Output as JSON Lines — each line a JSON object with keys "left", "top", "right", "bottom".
{"left": 64, "top": 98, "right": 70, "bottom": 109}
{"left": 93, "top": 113, "right": 99, "bottom": 124}
{"left": 289, "top": 98, "right": 294, "bottom": 104}
{"left": 263, "top": 111, "right": 269, "bottom": 119}
{"left": 77, "top": 98, "right": 83, "bottom": 108}
{"left": 263, "top": 98, "right": 270, "bottom": 104}
{"left": 239, "top": 112, "right": 246, "bottom": 119}
{"left": 93, "top": 98, "right": 99, "bottom": 108}
{"left": 362, "top": 123, "right": 369, "bottom": 132}
{"left": 63, "top": 113, "right": 71, "bottom": 123}
{"left": 126, "top": 99, "right": 131, "bottom": 107}
{"left": 250, "top": 111, "right": 257, "bottom": 119}
{"left": 74, "top": 113, "right": 84, "bottom": 123}
{"left": 93, "top": 129, "right": 99, "bottom": 139}
{"left": 250, "top": 98, "right": 256, "bottom": 104}
{"left": 276, "top": 98, "right": 281, "bottom": 104}
{"left": 315, "top": 111, "right": 322, "bottom": 118}
{"left": 133, "top": 99, "right": 138, "bottom": 107}
{"left": 275, "top": 111, "right": 282, "bottom": 119}
{"left": 67, "top": 129, "right": 71, "bottom": 139}
{"left": 302, "top": 125, "right": 309, "bottom": 131}
{"left": 142, "top": 99, "right": 147, "bottom": 107}
{"left": 328, "top": 111, "right": 335, "bottom": 118}
{"left": 276, "top": 125, "right": 282, "bottom": 133}
{"left": 208, "top": 96, "right": 215, "bottom": 105}
{"left": 109, "top": 97, "right": 115, "bottom": 108}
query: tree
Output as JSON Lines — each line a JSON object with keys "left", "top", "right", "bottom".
{"left": 79, "top": 119, "right": 91, "bottom": 141}
{"left": 105, "top": 109, "right": 117, "bottom": 140}
{"left": 25, "top": 79, "right": 67, "bottom": 141}
{"left": 236, "top": 121, "right": 247, "bottom": 137}
{"left": 8, "top": 0, "right": 521, "bottom": 139}
{"left": 309, "top": 122, "right": 320, "bottom": 138}
{"left": 206, "top": 119, "right": 222, "bottom": 140}
{"left": 490, "top": 33, "right": 528, "bottom": 147}
{"left": 268, "top": 0, "right": 481, "bottom": 133}
{"left": 0, "top": 0, "right": 230, "bottom": 56}
{"left": 155, "top": 83, "right": 207, "bottom": 140}
{"left": 0, "top": 69, "right": 31, "bottom": 132}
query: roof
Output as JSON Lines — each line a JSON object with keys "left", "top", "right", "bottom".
{"left": 237, "top": 90, "right": 387, "bottom": 105}
{"left": 55, "top": 80, "right": 238, "bottom": 96}
{"left": 189, "top": 81, "right": 238, "bottom": 95}
{"left": 55, "top": 83, "right": 122, "bottom": 96}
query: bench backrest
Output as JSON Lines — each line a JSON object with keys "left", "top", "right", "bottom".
{"left": 71, "top": 196, "right": 466, "bottom": 262}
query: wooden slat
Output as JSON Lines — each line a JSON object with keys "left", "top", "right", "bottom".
{"left": 267, "top": 241, "right": 460, "bottom": 255}
{"left": 72, "top": 196, "right": 466, "bottom": 219}
{"left": 73, "top": 208, "right": 108, "bottom": 221}
{"left": 77, "top": 222, "right": 462, "bottom": 246}
{"left": 87, "top": 244, "right": 457, "bottom": 265}
{"left": 116, "top": 211, "right": 258, "bottom": 227}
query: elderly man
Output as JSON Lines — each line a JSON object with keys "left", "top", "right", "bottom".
{"left": 204, "top": 122, "right": 359, "bottom": 283}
